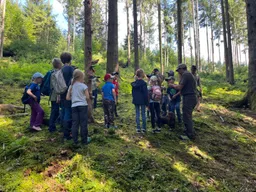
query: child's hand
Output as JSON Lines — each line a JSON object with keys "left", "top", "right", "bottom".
{"left": 33, "top": 96, "right": 37, "bottom": 102}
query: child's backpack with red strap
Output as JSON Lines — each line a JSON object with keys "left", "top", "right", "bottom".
{"left": 151, "top": 85, "right": 162, "bottom": 102}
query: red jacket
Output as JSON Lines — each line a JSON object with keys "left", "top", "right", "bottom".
{"left": 113, "top": 79, "right": 119, "bottom": 96}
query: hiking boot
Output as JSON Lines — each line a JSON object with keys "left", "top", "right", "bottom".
{"left": 152, "top": 128, "right": 161, "bottom": 134}
{"left": 104, "top": 124, "right": 109, "bottom": 129}
{"left": 32, "top": 126, "right": 42, "bottom": 131}
{"left": 142, "top": 129, "right": 147, "bottom": 134}
{"left": 136, "top": 129, "right": 141, "bottom": 134}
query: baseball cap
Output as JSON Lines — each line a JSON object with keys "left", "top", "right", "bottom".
{"left": 104, "top": 73, "right": 114, "bottom": 81}
{"left": 176, "top": 63, "right": 187, "bottom": 71}
{"left": 150, "top": 75, "right": 158, "bottom": 82}
{"left": 166, "top": 70, "right": 175, "bottom": 77}
{"left": 165, "top": 76, "right": 175, "bottom": 81}
{"left": 32, "top": 72, "right": 44, "bottom": 80}
{"left": 153, "top": 68, "right": 159, "bottom": 73}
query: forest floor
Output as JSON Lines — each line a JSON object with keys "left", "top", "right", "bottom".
{"left": 0, "top": 67, "right": 256, "bottom": 192}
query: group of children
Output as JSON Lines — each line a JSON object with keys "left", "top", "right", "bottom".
{"left": 132, "top": 66, "right": 202, "bottom": 134}
{"left": 22, "top": 51, "right": 201, "bottom": 145}
{"left": 22, "top": 52, "right": 120, "bottom": 146}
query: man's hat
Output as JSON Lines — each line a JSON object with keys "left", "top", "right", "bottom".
{"left": 153, "top": 68, "right": 159, "bottom": 73}
{"left": 165, "top": 76, "right": 175, "bottom": 81}
{"left": 166, "top": 70, "right": 175, "bottom": 77}
{"left": 176, "top": 64, "right": 187, "bottom": 71}
{"left": 104, "top": 73, "right": 114, "bottom": 81}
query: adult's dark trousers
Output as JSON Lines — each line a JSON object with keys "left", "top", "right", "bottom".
{"left": 72, "top": 106, "right": 88, "bottom": 144}
{"left": 182, "top": 95, "right": 197, "bottom": 138}
{"left": 49, "top": 101, "right": 59, "bottom": 132}
{"left": 149, "top": 102, "right": 161, "bottom": 128}
{"left": 161, "top": 95, "right": 169, "bottom": 115}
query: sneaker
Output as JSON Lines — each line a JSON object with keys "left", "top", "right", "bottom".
{"left": 32, "top": 126, "right": 42, "bottom": 131}
{"left": 141, "top": 129, "right": 146, "bottom": 134}
{"left": 179, "top": 135, "right": 190, "bottom": 140}
{"left": 109, "top": 125, "right": 118, "bottom": 129}
{"left": 104, "top": 124, "right": 109, "bottom": 128}
{"left": 152, "top": 129, "right": 161, "bottom": 134}
{"left": 87, "top": 137, "right": 92, "bottom": 144}
{"left": 136, "top": 129, "right": 141, "bottom": 133}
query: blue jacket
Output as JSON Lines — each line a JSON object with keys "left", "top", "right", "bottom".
{"left": 131, "top": 79, "right": 149, "bottom": 106}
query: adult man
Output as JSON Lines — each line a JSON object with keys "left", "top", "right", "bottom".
{"left": 170, "top": 64, "right": 197, "bottom": 140}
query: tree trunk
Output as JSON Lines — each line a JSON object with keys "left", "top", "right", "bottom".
{"left": 67, "top": 17, "right": 71, "bottom": 52}
{"left": 183, "top": 24, "right": 186, "bottom": 64}
{"left": 177, "top": 0, "right": 182, "bottom": 64}
{"left": 0, "top": 0, "right": 6, "bottom": 58}
{"left": 105, "top": 0, "right": 108, "bottom": 51}
{"left": 143, "top": 15, "right": 146, "bottom": 57}
{"left": 107, "top": 0, "right": 118, "bottom": 73}
{"left": 73, "top": 9, "right": 76, "bottom": 52}
{"left": 218, "top": 38, "right": 221, "bottom": 64}
{"left": 189, "top": 25, "right": 193, "bottom": 66}
{"left": 221, "top": 0, "right": 229, "bottom": 82}
{"left": 195, "top": 0, "right": 200, "bottom": 70}
{"left": 139, "top": 2, "right": 143, "bottom": 60}
{"left": 211, "top": 23, "right": 215, "bottom": 71}
{"left": 225, "top": 0, "right": 234, "bottom": 84}
{"left": 133, "top": 0, "right": 139, "bottom": 71}
{"left": 191, "top": 0, "right": 198, "bottom": 68}
{"left": 126, "top": 0, "right": 131, "bottom": 66}
{"left": 246, "top": 0, "right": 256, "bottom": 111}
{"left": 206, "top": 19, "right": 210, "bottom": 65}
{"left": 84, "top": 0, "right": 94, "bottom": 123}
{"left": 158, "top": 0, "right": 163, "bottom": 74}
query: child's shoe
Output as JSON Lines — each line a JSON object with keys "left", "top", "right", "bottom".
{"left": 32, "top": 126, "right": 42, "bottom": 131}
{"left": 141, "top": 129, "right": 147, "bottom": 134}
{"left": 136, "top": 129, "right": 141, "bottom": 133}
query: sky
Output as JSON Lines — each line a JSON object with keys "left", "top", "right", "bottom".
{"left": 51, "top": 0, "right": 247, "bottom": 64}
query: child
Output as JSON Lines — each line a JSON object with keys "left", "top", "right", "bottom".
{"left": 26, "top": 72, "right": 45, "bottom": 131}
{"left": 166, "top": 76, "right": 182, "bottom": 124}
{"left": 48, "top": 58, "right": 62, "bottom": 132}
{"left": 148, "top": 76, "right": 162, "bottom": 133}
{"left": 112, "top": 72, "right": 119, "bottom": 117}
{"left": 191, "top": 65, "right": 202, "bottom": 112}
{"left": 66, "top": 69, "right": 91, "bottom": 145}
{"left": 102, "top": 74, "right": 117, "bottom": 128}
{"left": 131, "top": 69, "right": 148, "bottom": 133}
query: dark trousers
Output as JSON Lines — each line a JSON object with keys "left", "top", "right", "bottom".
{"left": 92, "top": 89, "right": 98, "bottom": 108}
{"left": 182, "top": 95, "right": 197, "bottom": 138}
{"left": 169, "top": 101, "right": 182, "bottom": 123}
{"left": 149, "top": 102, "right": 161, "bottom": 128}
{"left": 114, "top": 96, "right": 118, "bottom": 116}
{"left": 49, "top": 101, "right": 59, "bottom": 132}
{"left": 135, "top": 105, "right": 146, "bottom": 130}
{"left": 28, "top": 99, "right": 44, "bottom": 127}
{"left": 103, "top": 99, "right": 115, "bottom": 126}
{"left": 72, "top": 106, "right": 88, "bottom": 144}
{"left": 161, "top": 95, "right": 169, "bottom": 115}
{"left": 61, "top": 100, "right": 72, "bottom": 139}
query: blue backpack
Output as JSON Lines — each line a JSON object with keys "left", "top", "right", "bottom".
{"left": 21, "top": 84, "right": 31, "bottom": 104}
{"left": 41, "top": 70, "right": 53, "bottom": 96}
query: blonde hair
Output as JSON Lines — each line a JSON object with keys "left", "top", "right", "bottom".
{"left": 72, "top": 69, "right": 85, "bottom": 85}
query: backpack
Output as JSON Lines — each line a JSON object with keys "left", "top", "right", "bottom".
{"left": 51, "top": 69, "right": 68, "bottom": 95}
{"left": 21, "top": 84, "right": 30, "bottom": 104}
{"left": 41, "top": 70, "right": 53, "bottom": 96}
{"left": 151, "top": 86, "right": 162, "bottom": 101}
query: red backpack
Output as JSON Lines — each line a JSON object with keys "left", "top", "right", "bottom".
{"left": 151, "top": 86, "right": 162, "bottom": 101}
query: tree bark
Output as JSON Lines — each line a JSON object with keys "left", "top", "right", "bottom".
{"left": 107, "top": 0, "right": 118, "bottom": 73}
{"left": 246, "top": 0, "right": 256, "bottom": 111}
{"left": 84, "top": 0, "right": 94, "bottom": 123}
{"left": 133, "top": 0, "right": 139, "bottom": 71}
{"left": 67, "top": 17, "right": 71, "bottom": 52}
{"left": 158, "top": 0, "right": 163, "bottom": 74}
{"left": 195, "top": 0, "right": 201, "bottom": 70}
{"left": 73, "top": 9, "right": 76, "bottom": 52}
{"left": 0, "top": 0, "right": 6, "bottom": 58}
{"left": 206, "top": 19, "right": 210, "bottom": 65}
{"left": 191, "top": 0, "right": 198, "bottom": 68}
{"left": 189, "top": 25, "right": 193, "bottom": 66}
{"left": 177, "top": 0, "right": 182, "bottom": 64}
{"left": 211, "top": 23, "right": 215, "bottom": 71}
{"left": 221, "top": 0, "right": 229, "bottom": 82}
{"left": 139, "top": 1, "right": 143, "bottom": 60}
{"left": 126, "top": 0, "right": 131, "bottom": 66}
{"left": 105, "top": 0, "right": 108, "bottom": 51}
{"left": 225, "top": 0, "right": 234, "bottom": 84}
{"left": 218, "top": 38, "right": 221, "bottom": 64}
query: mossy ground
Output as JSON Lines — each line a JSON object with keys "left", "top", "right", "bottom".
{"left": 0, "top": 65, "right": 256, "bottom": 192}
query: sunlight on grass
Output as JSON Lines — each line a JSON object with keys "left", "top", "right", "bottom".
{"left": 233, "top": 127, "right": 256, "bottom": 142}
{"left": 187, "top": 146, "right": 214, "bottom": 161}
{"left": 0, "top": 118, "right": 13, "bottom": 128}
